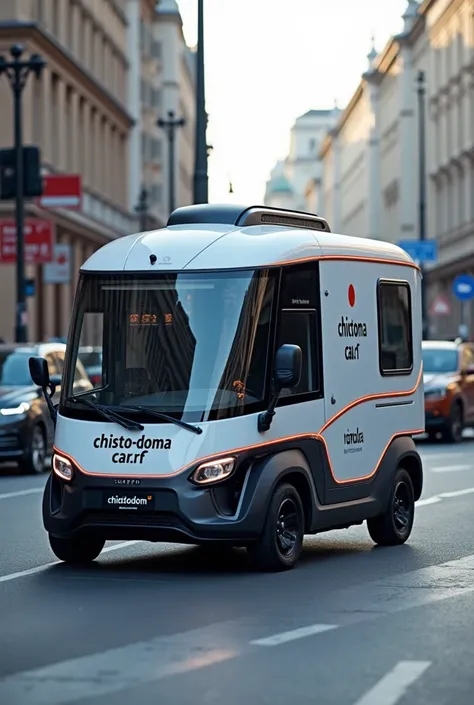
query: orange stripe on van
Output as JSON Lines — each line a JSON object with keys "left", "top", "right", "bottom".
{"left": 53, "top": 367, "right": 423, "bottom": 485}
{"left": 269, "top": 254, "right": 420, "bottom": 271}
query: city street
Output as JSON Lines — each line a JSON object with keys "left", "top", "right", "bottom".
{"left": 0, "top": 437, "right": 474, "bottom": 705}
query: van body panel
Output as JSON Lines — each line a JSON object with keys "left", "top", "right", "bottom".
{"left": 38, "top": 205, "right": 424, "bottom": 563}
{"left": 319, "top": 260, "right": 424, "bottom": 483}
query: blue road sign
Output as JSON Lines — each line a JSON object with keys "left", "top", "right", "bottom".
{"left": 397, "top": 239, "right": 438, "bottom": 262}
{"left": 452, "top": 274, "right": 474, "bottom": 301}
{"left": 25, "top": 279, "right": 35, "bottom": 297}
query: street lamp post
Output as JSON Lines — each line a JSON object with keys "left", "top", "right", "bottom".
{"left": 135, "top": 186, "right": 149, "bottom": 232}
{"left": 157, "top": 110, "right": 185, "bottom": 216}
{"left": 416, "top": 70, "right": 428, "bottom": 340}
{"left": 0, "top": 44, "right": 46, "bottom": 343}
{"left": 193, "top": 0, "right": 209, "bottom": 204}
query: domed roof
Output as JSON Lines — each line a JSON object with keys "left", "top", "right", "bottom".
{"left": 269, "top": 175, "right": 293, "bottom": 194}
{"left": 156, "top": 0, "right": 180, "bottom": 15}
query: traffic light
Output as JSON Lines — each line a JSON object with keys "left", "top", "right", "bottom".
{"left": 0, "top": 145, "right": 43, "bottom": 200}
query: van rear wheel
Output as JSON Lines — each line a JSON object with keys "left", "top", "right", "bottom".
{"left": 247, "top": 482, "right": 305, "bottom": 572}
{"left": 49, "top": 534, "right": 105, "bottom": 564}
{"left": 367, "top": 468, "right": 415, "bottom": 546}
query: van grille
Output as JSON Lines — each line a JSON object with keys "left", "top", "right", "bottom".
{"left": 79, "top": 511, "right": 186, "bottom": 530}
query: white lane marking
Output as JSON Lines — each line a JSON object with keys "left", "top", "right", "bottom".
{"left": 430, "top": 464, "right": 471, "bottom": 473}
{"left": 0, "top": 541, "right": 142, "bottom": 584}
{"left": 250, "top": 623, "right": 337, "bottom": 646}
{"left": 102, "top": 540, "right": 142, "bottom": 554}
{"left": 0, "top": 563, "right": 56, "bottom": 584}
{"left": 352, "top": 661, "right": 431, "bottom": 705}
{"left": 0, "top": 487, "right": 44, "bottom": 500}
{"left": 417, "top": 486, "right": 474, "bottom": 507}
{"left": 440, "top": 487, "right": 474, "bottom": 498}
{"left": 421, "top": 453, "right": 471, "bottom": 462}
{"left": 0, "top": 623, "right": 240, "bottom": 705}
{"left": 417, "top": 496, "right": 442, "bottom": 506}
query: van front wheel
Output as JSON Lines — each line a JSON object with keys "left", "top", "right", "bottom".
{"left": 367, "top": 468, "right": 415, "bottom": 546}
{"left": 49, "top": 534, "right": 105, "bottom": 564}
{"left": 247, "top": 483, "right": 305, "bottom": 572}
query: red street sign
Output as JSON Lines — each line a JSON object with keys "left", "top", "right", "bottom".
{"left": 0, "top": 219, "right": 54, "bottom": 264}
{"left": 39, "top": 174, "right": 82, "bottom": 209}
{"left": 429, "top": 294, "right": 451, "bottom": 316}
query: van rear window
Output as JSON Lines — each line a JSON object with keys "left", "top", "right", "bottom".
{"left": 377, "top": 280, "right": 413, "bottom": 375}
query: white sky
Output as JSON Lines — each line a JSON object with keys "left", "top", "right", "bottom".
{"left": 177, "top": 0, "right": 408, "bottom": 203}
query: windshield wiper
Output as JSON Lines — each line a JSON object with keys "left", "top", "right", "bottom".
{"left": 66, "top": 397, "right": 144, "bottom": 431}
{"left": 113, "top": 404, "right": 202, "bottom": 435}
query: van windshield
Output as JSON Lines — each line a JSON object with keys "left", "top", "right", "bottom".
{"left": 60, "top": 270, "right": 276, "bottom": 423}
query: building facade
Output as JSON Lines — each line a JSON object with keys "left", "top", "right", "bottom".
{"left": 264, "top": 109, "right": 338, "bottom": 214}
{"left": 155, "top": 0, "right": 196, "bottom": 219}
{"left": 0, "top": 0, "right": 135, "bottom": 343}
{"left": 126, "top": 0, "right": 196, "bottom": 227}
{"left": 319, "top": 0, "right": 474, "bottom": 339}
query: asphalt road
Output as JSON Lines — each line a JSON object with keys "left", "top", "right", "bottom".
{"left": 1, "top": 436, "right": 474, "bottom": 705}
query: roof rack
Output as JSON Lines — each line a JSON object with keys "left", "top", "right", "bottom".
{"left": 167, "top": 204, "right": 331, "bottom": 232}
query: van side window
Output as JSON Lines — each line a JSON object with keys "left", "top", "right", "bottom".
{"left": 276, "top": 263, "right": 320, "bottom": 398}
{"left": 377, "top": 280, "right": 413, "bottom": 375}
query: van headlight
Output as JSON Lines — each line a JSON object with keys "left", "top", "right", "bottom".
{"left": 53, "top": 453, "right": 74, "bottom": 481}
{"left": 190, "top": 457, "right": 236, "bottom": 485}
{"left": 0, "top": 402, "right": 30, "bottom": 416}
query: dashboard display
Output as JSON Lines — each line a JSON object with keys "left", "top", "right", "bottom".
{"left": 129, "top": 313, "right": 158, "bottom": 326}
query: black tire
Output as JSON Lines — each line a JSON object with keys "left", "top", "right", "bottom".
{"left": 247, "top": 482, "right": 305, "bottom": 572}
{"left": 442, "top": 401, "right": 463, "bottom": 443}
{"left": 49, "top": 534, "right": 105, "bottom": 564}
{"left": 19, "top": 424, "right": 46, "bottom": 474}
{"left": 367, "top": 468, "right": 415, "bottom": 546}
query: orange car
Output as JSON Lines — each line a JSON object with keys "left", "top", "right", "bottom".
{"left": 423, "top": 339, "right": 474, "bottom": 442}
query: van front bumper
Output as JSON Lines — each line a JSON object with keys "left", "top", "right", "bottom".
{"left": 43, "top": 465, "right": 270, "bottom": 546}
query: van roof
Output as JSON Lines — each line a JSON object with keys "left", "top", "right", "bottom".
{"left": 81, "top": 204, "right": 417, "bottom": 273}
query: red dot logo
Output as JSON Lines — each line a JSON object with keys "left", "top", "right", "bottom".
{"left": 348, "top": 284, "right": 355, "bottom": 307}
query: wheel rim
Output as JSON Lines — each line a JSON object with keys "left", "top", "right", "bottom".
{"left": 392, "top": 481, "right": 412, "bottom": 534}
{"left": 275, "top": 498, "right": 300, "bottom": 556}
{"left": 451, "top": 406, "right": 462, "bottom": 440}
{"left": 31, "top": 428, "right": 46, "bottom": 472}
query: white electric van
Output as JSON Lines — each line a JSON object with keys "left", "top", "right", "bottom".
{"left": 29, "top": 204, "right": 425, "bottom": 572}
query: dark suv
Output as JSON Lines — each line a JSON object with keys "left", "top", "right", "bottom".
{"left": 0, "top": 343, "right": 91, "bottom": 473}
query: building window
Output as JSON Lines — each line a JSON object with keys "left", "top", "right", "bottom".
{"left": 52, "top": 0, "right": 59, "bottom": 35}
{"left": 151, "top": 41, "right": 161, "bottom": 59}
{"left": 50, "top": 73, "right": 59, "bottom": 164}
{"left": 275, "top": 263, "right": 322, "bottom": 400}
{"left": 153, "top": 87, "right": 161, "bottom": 109}
{"left": 150, "top": 183, "right": 162, "bottom": 205}
{"left": 65, "top": 86, "right": 72, "bottom": 169}
{"left": 151, "top": 139, "right": 161, "bottom": 160}
{"left": 141, "top": 133, "right": 149, "bottom": 161}
{"left": 377, "top": 280, "right": 413, "bottom": 375}
{"left": 32, "top": 76, "right": 42, "bottom": 145}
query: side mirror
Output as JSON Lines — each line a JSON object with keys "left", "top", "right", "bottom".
{"left": 274, "top": 344, "right": 302, "bottom": 390}
{"left": 258, "top": 344, "right": 303, "bottom": 433}
{"left": 29, "top": 356, "right": 50, "bottom": 388}
{"left": 50, "top": 374, "right": 62, "bottom": 387}
{"left": 28, "top": 356, "right": 57, "bottom": 425}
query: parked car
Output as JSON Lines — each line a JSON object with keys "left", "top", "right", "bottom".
{"left": 423, "top": 339, "right": 474, "bottom": 442}
{"left": 0, "top": 343, "right": 92, "bottom": 474}
{"left": 78, "top": 346, "right": 102, "bottom": 387}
